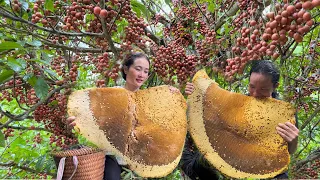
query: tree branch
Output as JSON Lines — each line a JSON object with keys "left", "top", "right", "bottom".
{"left": 308, "top": 118, "right": 320, "bottom": 142}
{"left": 0, "top": 85, "right": 70, "bottom": 128}
{"left": 0, "top": 23, "right": 110, "bottom": 53}
{"left": 141, "top": 0, "right": 171, "bottom": 26}
{"left": 214, "top": 0, "right": 271, "bottom": 31}
{"left": 214, "top": 2, "right": 239, "bottom": 31}
{"left": 300, "top": 105, "right": 320, "bottom": 131}
{"left": 281, "top": 41, "right": 298, "bottom": 65}
{"left": 194, "top": 0, "right": 210, "bottom": 24}
{"left": 6, "top": 125, "right": 53, "bottom": 133}
{"left": 148, "top": 0, "right": 171, "bottom": 19}
{"left": 0, "top": 7, "right": 102, "bottom": 37}
{"left": 144, "top": 27, "right": 164, "bottom": 46}
{"left": 100, "top": 18, "right": 119, "bottom": 59}
{"left": 0, "top": 83, "right": 25, "bottom": 91}
{"left": 108, "top": 3, "right": 124, "bottom": 33}
{"left": 296, "top": 150, "right": 320, "bottom": 169}
{"left": 0, "top": 162, "right": 55, "bottom": 177}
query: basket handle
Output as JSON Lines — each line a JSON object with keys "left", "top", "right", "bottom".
{"left": 56, "top": 156, "right": 79, "bottom": 180}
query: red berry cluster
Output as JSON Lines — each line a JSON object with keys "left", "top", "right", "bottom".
{"left": 153, "top": 43, "right": 198, "bottom": 84}
{"left": 88, "top": 52, "right": 120, "bottom": 84}
{"left": 195, "top": 29, "right": 220, "bottom": 65}
{"left": 292, "top": 159, "right": 320, "bottom": 179}
{"left": 152, "top": 3, "right": 221, "bottom": 85}
{"left": 0, "top": 79, "right": 25, "bottom": 103}
{"left": 119, "top": 1, "right": 148, "bottom": 51}
{"left": 226, "top": 0, "right": 319, "bottom": 78}
{"left": 51, "top": 55, "right": 79, "bottom": 83}
{"left": 263, "top": 2, "right": 316, "bottom": 44}
{"left": 23, "top": 173, "right": 47, "bottom": 179}
{"left": 163, "top": 5, "right": 203, "bottom": 47}
{"left": 33, "top": 133, "right": 42, "bottom": 144}
{"left": 63, "top": 2, "right": 89, "bottom": 32}
{"left": 285, "top": 64, "right": 319, "bottom": 113}
{"left": 31, "top": 0, "right": 56, "bottom": 26}
{"left": 51, "top": 56, "right": 66, "bottom": 77}
{"left": 26, "top": 89, "right": 40, "bottom": 106}
{"left": 11, "top": 0, "right": 21, "bottom": 12}
{"left": 33, "top": 93, "right": 77, "bottom": 148}
{"left": 69, "top": 58, "right": 79, "bottom": 82}
{"left": 3, "top": 128, "right": 14, "bottom": 139}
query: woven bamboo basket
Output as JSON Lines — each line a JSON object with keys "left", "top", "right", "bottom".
{"left": 53, "top": 147, "right": 105, "bottom": 180}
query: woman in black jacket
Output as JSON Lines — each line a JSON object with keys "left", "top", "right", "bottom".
{"left": 182, "top": 60, "right": 299, "bottom": 179}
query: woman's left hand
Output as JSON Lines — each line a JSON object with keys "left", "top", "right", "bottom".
{"left": 169, "top": 86, "right": 180, "bottom": 94}
{"left": 185, "top": 82, "right": 195, "bottom": 95}
{"left": 276, "top": 122, "right": 299, "bottom": 143}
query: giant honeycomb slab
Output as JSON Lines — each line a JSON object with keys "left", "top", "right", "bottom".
{"left": 187, "top": 70, "right": 296, "bottom": 179}
{"left": 67, "top": 85, "right": 187, "bottom": 177}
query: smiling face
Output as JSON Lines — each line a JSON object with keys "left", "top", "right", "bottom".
{"left": 249, "top": 72, "right": 278, "bottom": 98}
{"left": 124, "top": 57, "right": 149, "bottom": 92}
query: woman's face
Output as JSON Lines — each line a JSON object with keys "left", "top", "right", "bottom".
{"left": 124, "top": 57, "right": 149, "bottom": 91}
{"left": 249, "top": 72, "right": 277, "bottom": 98}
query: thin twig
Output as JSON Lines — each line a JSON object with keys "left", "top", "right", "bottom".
{"left": 0, "top": 85, "right": 70, "bottom": 128}
{"left": 0, "top": 162, "right": 55, "bottom": 177}
{"left": 308, "top": 118, "right": 320, "bottom": 142}
{"left": 0, "top": 23, "right": 110, "bottom": 53}
{"left": 300, "top": 105, "right": 320, "bottom": 131}
{"left": 0, "top": 7, "right": 102, "bottom": 37}
{"left": 194, "top": 0, "right": 210, "bottom": 24}
{"left": 148, "top": 0, "right": 171, "bottom": 18}
{"left": 6, "top": 125, "right": 53, "bottom": 133}
{"left": 296, "top": 150, "right": 320, "bottom": 169}
{"left": 108, "top": 3, "right": 124, "bottom": 33}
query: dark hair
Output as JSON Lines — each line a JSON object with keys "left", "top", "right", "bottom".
{"left": 249, "top": 60, "right": 280, "bottom": 98}
{"left": 121, "top": 52, "right": 150, "bottom": 80}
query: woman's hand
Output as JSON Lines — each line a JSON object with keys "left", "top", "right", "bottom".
{"left": 185, "top": 82, "right": 195, "bottom": 96}
{"left": 169, "top": 86, "right": 180, "bottom": 94}
{"left": 66, "top": 116, "right": 76, "bottom": 130}
{"left": 276, "top": 122, "right": 299, "bottom": 154}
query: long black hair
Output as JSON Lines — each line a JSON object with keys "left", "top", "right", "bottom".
{"left": 121, "top": 52, "right": 150, "bottom": 80}
{"left": 249, "top": 60, "right": 280, "bottom": 98}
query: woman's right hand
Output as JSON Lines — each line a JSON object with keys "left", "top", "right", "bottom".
{"left": 185, "top": 82, "right": 195, "bottom": 95}
{"left": 66, "top": 116, "right": 76, "bottom": 130}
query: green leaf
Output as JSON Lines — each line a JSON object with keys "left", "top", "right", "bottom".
{"left": 0, "top": 69, "right": 14, "bottom": 83}
{"left": 131, "top": 0, "right": 149, "bottom": 18}
{"left": 44, "top": 0, "right": 54, "bottom": 11}
{"left": 165, "top": 0, "right": 171, "bottom": 6}
{"left": 44, "top": 69, "right": 58, "bottom": 78}
{"left": 27, "top": 40, "right": 42, "bottom": 47}
{"left": 208, "top": 2, "right": 215, "bottom": 13}
{"left": 0, "top": 41, "right": 23, "bottom": 50}
{"left": 35, "top": 155, "right": 46, "bottom": 171}
{"left": 0, "top": 116, "right": 8, "bottom": 124}
{"left": 34, "top": 77, "right": 49, "bottom": 100}
{"left": 28, "top": 59, "right": 50, "bottom": 65}
{"left": 0, "top": 131, "right": 5, "bottom": 147}
{"left": 16, "top": 40, "right": 26, "bottom": 47}
{"left": 23, "top": 73, "right": 33, "bottom": 81}
{"left": 21, "top": 1, "right": 29, "bottom": 10}
{"left": 85, "top": 14, "right": 95, "bottom": 22}
{"left": 293, "top": 45, "right": 303, "bottom": 54}
{"left": 25, "top": 74, "right": 37, "bottom": 86}
{"left": 48, "top": 100, "right": 58, "bottom": 107}
{"left": 7, "top": 58, "right": 27, "bottom": 72}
